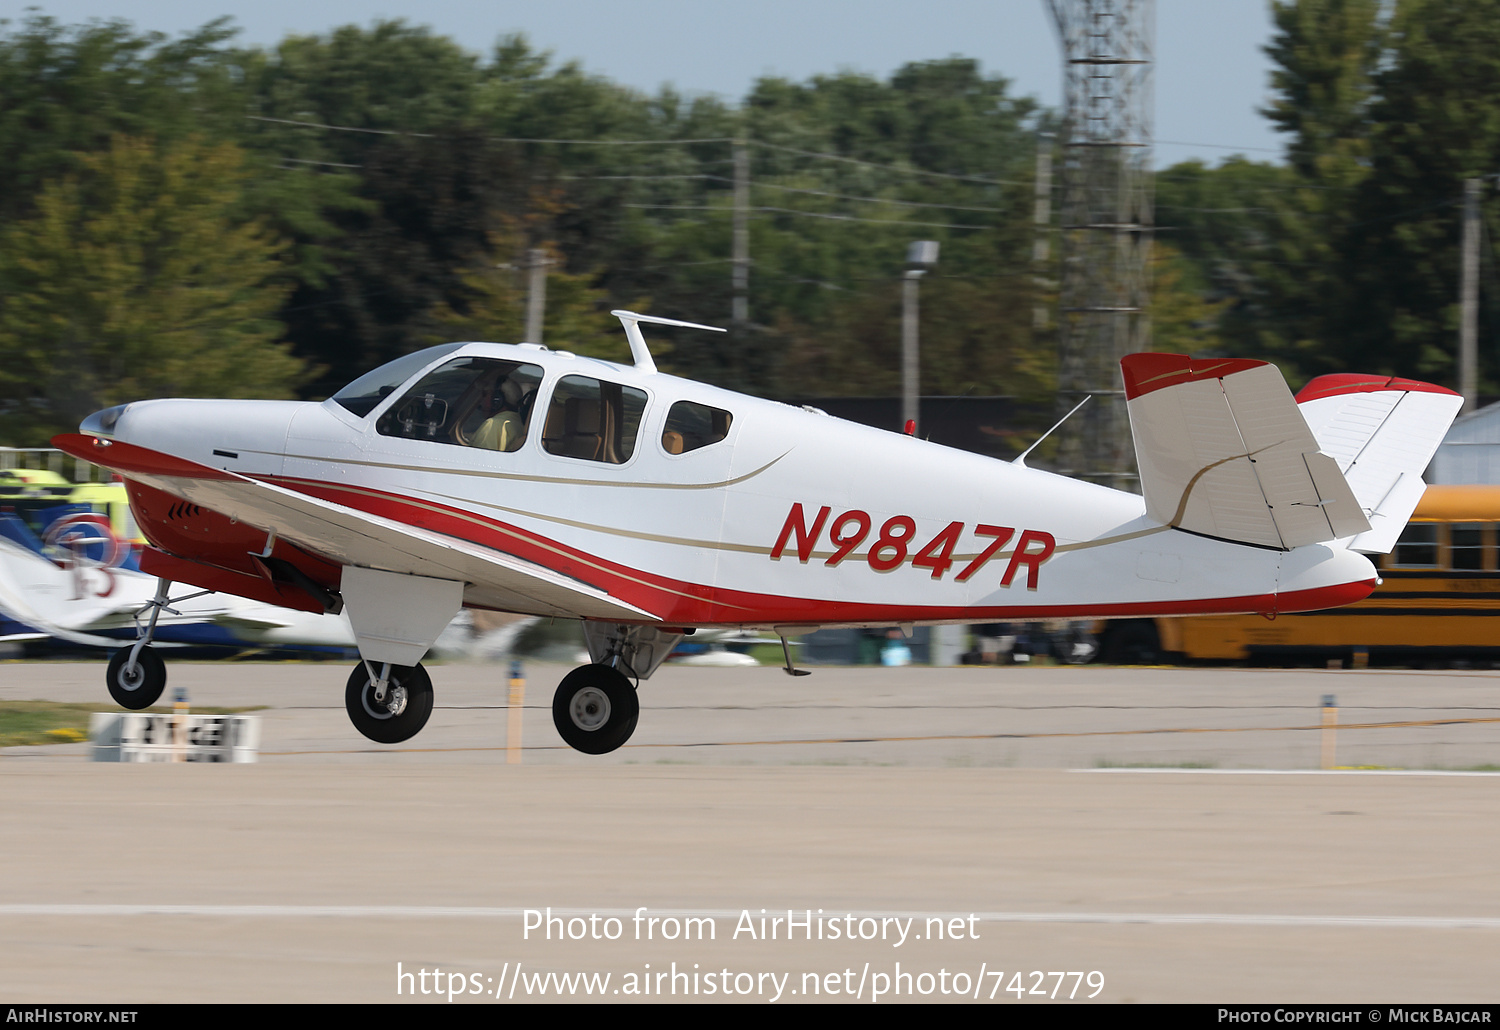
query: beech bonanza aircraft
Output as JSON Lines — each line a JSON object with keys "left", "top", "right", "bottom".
{"left": 53, "top": 312, "right": 1462, "bottom": 754}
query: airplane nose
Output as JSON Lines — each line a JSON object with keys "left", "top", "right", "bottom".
{"left": 80, "top": 404, "right": 129, "bottom": 437}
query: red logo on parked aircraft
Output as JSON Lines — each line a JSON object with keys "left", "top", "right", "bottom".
{"left": 43, "top": 512, "right": 123, "bottom": 599}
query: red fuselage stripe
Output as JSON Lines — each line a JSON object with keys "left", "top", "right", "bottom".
{"left": 259, "top": 476, "right": 1372, "bottom": 625}
{"left": 51, "top": 433, "right": 1377, "bottom": 626}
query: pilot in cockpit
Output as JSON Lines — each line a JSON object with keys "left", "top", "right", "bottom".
{"left": 470, "top": 376, "right": 532, "bottom": 452}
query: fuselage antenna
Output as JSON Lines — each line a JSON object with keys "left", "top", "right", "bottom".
{"left": 1013, "top": 395, "right": 1091, "bottom": 468}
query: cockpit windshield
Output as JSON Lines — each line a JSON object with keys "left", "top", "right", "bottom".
{"left": 331, "top": 344, "right": 466, "bottom": 417}
{"left": 376, "top": 356, "right": 545, "bottom": 453}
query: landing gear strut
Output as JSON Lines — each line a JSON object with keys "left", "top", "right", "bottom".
{"left": 104, "top": 577, "right": 209, "bottom": 709}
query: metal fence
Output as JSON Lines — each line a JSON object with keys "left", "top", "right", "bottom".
{"left": 0, "top": 446, "right": 105, "bottom": 482}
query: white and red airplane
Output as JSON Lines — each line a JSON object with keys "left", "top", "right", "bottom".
{"left": 53, "top": 312, "right": 1462, "bottom": 753}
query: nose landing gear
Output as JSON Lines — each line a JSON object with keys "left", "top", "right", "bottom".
{"left": 104, "top": 577, "right": 211, "bottom": 709}
{"left": 106, "top": 645, "right": 166, "bottom": 709}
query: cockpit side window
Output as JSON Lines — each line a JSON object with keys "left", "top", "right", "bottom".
{"left": 542, "top": 375, "right": 648, "bottom": 464}
{"left": 661, "top": 400, "right": 733, "bottom": 455}
{"left": 375, "top": 357, "right": 543, "bottom": 452}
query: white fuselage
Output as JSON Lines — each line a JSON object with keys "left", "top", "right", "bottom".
{"left": 94, "top": 343, "right": 1378, "bottom": 629}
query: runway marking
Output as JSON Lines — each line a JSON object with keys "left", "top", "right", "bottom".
{"left": 1078, "top": 768, "right": 1500, "bottom": 776}
{"left": 256, "top": 714, "right": 1500, "bottom": 756}
{"left": 4, "top": 904, "right": 1499, "bottom": 930}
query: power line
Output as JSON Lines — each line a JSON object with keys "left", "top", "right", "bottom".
{"left": 247, "top": 115, "right": 729, "bottom": 145}
{"left": 560, "top": 173, "right": 1007, "bottom": 213}
{"left": 748, "top": 139, "right": 1021, "bottom": 186}
{"left": 248, "top": 115, "right": 1025, "bottom": 189}
{"left": 752, "top": 181, "right": 1004, "bottom": 213}
{"left": 1157, "top": 138, "right": 1282, "bottom": 154}
{"left": 622, "top": 203, "right": 988, "bottom": 231}
{"left": 276, "top": 157, "right": 362, "bottom": 169}
{"left": 561, "top": 173, "right": 731, "bottom": 182}
{"left": 249, "top": 115, "right": 433, "bottom": 138}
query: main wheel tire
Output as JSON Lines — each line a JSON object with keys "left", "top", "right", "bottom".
{"left": 345, "top": 662, "right": 434, "bottom": 744}
{"left": 552, "top": 665, "right": 639, "bottom": 755}
{"left": 106, "top": 647, "right": 166, "bottom": 709}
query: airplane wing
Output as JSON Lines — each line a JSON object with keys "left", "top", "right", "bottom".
{"left": 1122, "top": 354, "right": 1371, "bottom": 550}
{"left": 53, "top": 434, "right": 659, "bottom": 623}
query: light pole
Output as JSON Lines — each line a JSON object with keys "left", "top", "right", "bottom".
{"left": 902, "top": 240, "right": 940, "bottom": 435}
{"left": 525, "top": 248, "right": 550, "bottom": 344}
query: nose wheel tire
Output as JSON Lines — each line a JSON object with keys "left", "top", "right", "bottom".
{"left": 106, "top": 647, "right": 167, "bottom": 709}
{"left": 345, "top": 662, "right": 434, "bottom": 743}
{"left": 552, "top": 664, "right": 638, "bottom": 755}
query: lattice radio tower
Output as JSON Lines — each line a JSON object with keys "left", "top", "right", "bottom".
{"left": 1046, "top": 0, "right": 1154, "bottom": 487}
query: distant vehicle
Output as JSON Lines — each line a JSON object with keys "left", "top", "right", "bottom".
{"left": 665, "top": 629, "right": 770, "bottom": 667}
{"left": 55, "top": 329, "right": 1459, "bottom": 754}
{"left": 1098, "top": 485, "right": 1500, "bottom": 666}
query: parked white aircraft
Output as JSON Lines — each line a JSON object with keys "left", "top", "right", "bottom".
{"left": 53, "top": 313, "right": 1462, "bottom": 753}
{"left": 0, "top": 515, "right": 356, "bottom": 652}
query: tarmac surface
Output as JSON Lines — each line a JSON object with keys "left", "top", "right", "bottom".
{"left": 3, "top": 658, "right": 1500, "bottom": 1003}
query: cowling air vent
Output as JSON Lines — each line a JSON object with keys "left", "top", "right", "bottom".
{"left": 165, "top": 502, "right": 204, "bottom": 522}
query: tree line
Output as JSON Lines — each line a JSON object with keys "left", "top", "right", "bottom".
{"left": 1157, "top": 0, "right": 1500, "bottom": 392}
{"left": 1, "top": 3, "right": 1497, "bottom": 446}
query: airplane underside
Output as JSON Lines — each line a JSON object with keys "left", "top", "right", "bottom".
{"left": 91, "top": 467, "right": 1380, "bottom": 756}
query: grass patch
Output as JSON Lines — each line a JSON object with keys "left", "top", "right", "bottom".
{"left": 0, "top": 701, "right": 265, "bottom": 748}
{"left": 745, "top": 644, "right": 782, "bottom": 666}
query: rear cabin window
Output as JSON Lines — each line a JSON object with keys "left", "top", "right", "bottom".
{"left": 542, "top": 375, "right": 648, "bottom": 464}
{"left": 661, "top": 400, "right": 733, "bottom": 455}
{"left": 375, "top": 357, "right": 543, "bottom": 452}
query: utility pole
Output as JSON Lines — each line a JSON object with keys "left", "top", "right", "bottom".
{"left": 902, "top": 241, "right": 940, "bottom": 435}
{"left": 1460, "top": 177, "right": 1480, "bottom": 413}
{"left": 733, "top": 139, "right": 750, "bottom": 326}
{"left": 525, "top": 248, "right": 548, "bottom": 344}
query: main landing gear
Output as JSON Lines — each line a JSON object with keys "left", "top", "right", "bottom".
{"left": 103, "top": 580, "right": 681, "bottom": 757}
{"left": 546, "top": 623, "right": 684, "bottom": 755}
{"left": 551, "top": 664, "right": 638, "bottom": 755}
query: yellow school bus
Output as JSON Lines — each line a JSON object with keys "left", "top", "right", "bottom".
{"left": 1096, "top": 485, "right": 1500, "bottom": 665}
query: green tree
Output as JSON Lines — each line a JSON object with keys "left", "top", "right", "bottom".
{"left": 428, "top": 224, "right": 632, "bottom": 364}
{"left": 1348, "top": 0, "right": 1500, "bottom": 382}
{"left": 0, "top": 136, "right": 305, "bottom": 444}
{"left": 0, "top": 14, "right": 249, "bottom": 224}
{"left": 1263, "top": 0, "right": 1384, "bottom": 182}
